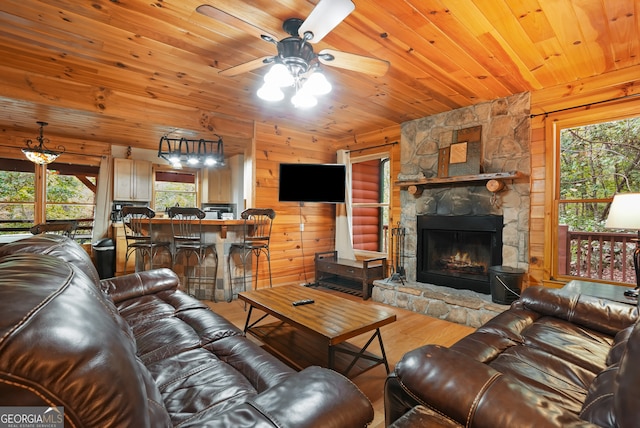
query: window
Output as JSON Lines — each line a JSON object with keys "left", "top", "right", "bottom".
{"left": 351, "top": 154, "right": 390, "bottom": 254}
{"left": 154, "top": 169, "right": 198, "bottom": 211}
{"left": 0, "top": 158, "right": 98, "bottom": 239}
{"left": 0, "top": 159, "right": 36, "bottom": 234}
{"left": 554, "top": 115, "right": 640, "bottom": 284}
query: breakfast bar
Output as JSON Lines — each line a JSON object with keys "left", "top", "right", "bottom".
{"left": 115, "top": 217, "right": 250, "bottom": 301}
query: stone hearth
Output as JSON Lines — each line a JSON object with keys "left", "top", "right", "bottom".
{"left": 373, "top": 279, "right": 509, "bottom": 328}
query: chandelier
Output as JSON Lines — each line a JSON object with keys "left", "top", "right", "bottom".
{"left": 158, "top": 135, "right": 225, "bottom": 168}
{"left": 22, "top": 121, "right": 65, "bottom": 165}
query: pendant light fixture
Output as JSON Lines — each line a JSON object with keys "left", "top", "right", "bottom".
{"left": 22, "top": 121, "right": 65, "bottom": 165}
{"left": 158, "top": 135, "right": 225, "bottom": 169}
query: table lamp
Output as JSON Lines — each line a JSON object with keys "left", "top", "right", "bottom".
{"left": 605, "top": 193, "right": 640, "bottom": 297}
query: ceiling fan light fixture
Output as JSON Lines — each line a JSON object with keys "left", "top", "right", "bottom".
{"left": 257, "top": 82, "right": 285, "bottom": 101}
{"left": 291, "top": 91, "right": 318, "bottom": 108}
{"left": 303, "top": 71, "right": 332, "bottom": 95}
{"left": 264, "top": 63, "right": 294, "bottom": 87}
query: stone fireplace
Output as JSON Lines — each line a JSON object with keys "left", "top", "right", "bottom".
{"left": 398, "top": 92, "right": 531, "bottom": 286}
{"left": 372, "top": 93, "right": 531, "bottom": 327}
{"left": 417, "top": 214, "right": 503, "bottom": 294}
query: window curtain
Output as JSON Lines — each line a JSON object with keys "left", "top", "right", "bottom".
{"left": 92, "top": 155, "right": 113, "bottom": 241}
{"left": 335, "top": 150, "right": 355, "bottom": 260}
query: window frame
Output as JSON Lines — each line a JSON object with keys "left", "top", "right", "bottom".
{"left": 349, "top": 151, "right": 390, "bottom": 258}
{"left": 547, "top": 99, "right": 640, "bottom": 283}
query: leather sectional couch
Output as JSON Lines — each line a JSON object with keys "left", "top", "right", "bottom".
{"left": 385, "top": 286, "right": 640, "bottom": 427}
{"left": 0, "top": 235, "right": 373, "bottom": 427}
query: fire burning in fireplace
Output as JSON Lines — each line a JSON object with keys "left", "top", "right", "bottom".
{"left": 437, "top": 251, "right": 487, "bottom": 275}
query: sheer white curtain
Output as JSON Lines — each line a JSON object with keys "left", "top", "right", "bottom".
{"left": 335, "top": 150, "right": 355, "bottom": 260}
{"left": 92, "top": 155, "right": 113, "bottom": 241}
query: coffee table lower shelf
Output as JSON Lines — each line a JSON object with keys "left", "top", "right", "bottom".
{"left": 247, "top": 321, "right": 388, "bottom": 379}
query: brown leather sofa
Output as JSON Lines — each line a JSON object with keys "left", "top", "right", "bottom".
{"left": 0, "top": 235, "right": 373, "bottom": 427}
{"left": 385, "top": 286, "right": 640, "bottom": 427}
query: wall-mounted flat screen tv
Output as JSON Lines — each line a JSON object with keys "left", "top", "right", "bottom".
{"left": 278, "top": 163, "right": 346, "bottom": 203}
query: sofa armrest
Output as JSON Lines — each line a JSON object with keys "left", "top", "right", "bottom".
{"left": 101, "top": 268, "right": 180, "bottom": 303}
{"left": 189, "top": 366, "right": 373, "bottom": 427}
{"left": 520, "top": 286, "right": 637, "bottom": 335}
{"left": 393, "top": 344, "right": 600, "bottom": 427}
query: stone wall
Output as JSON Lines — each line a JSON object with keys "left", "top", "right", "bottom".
{"left": 398, "top": 92, "right": 531, "bottom": 285}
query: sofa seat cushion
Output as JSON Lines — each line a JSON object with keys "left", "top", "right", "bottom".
{"left": 145, "top": 347, "right": 261, "bottom": 426}
{"left": 115, "top": 287, "right": 297, "bottom": 420}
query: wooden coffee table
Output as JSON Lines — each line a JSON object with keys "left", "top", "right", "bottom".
{"left": 239, "top": 284, "right": 396, "bottom": 378}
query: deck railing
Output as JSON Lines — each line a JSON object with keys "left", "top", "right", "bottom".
{"left": 558, "top": 225, "right": 637, "bottom": 284}
{"left": 0, "top": 218, "right": 94, "bottom": 243}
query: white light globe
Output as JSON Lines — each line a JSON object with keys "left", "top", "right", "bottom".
{"left": 264, "top": 63, "right": 294, "bottom": 87}
{"left": 291, "top": 91, "right": 318, "bottom": 108}
{"left": 304, "top": 71, "right": 332, "bottom": 95}
{"left": 204, "top": 157, "right": 216, "bottom": 166}
{"left": 257, "top": 83, "right": 285, "bottom": 101}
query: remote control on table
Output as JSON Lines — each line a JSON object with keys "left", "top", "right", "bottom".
{"left": 292, "top": 299, "right": 314, "bottom": 306}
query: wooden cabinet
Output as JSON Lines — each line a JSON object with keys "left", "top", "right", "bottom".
{"left": 113, "top": 158, "right": 152, "bottom": 201}
{"left": 315, "top": 251, "right": 386, "bottom": 300}
{"left": 205, "top": 167, "right": 232, "bottom": 203}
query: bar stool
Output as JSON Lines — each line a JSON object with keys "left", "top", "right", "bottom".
{"left": 121, "top": 206, "right": 171, "bottom": 274}
{"left": 168, "top": 207, "right": 218, "bottom": 300}
{"left": 227, "top": 208, "right": 275, "bottom": 302}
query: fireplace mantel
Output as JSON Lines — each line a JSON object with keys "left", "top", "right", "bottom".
{"left": 395, "top": 170, "right": 522, "bottom": 186}
{"left": 396, "top": 171, "right": 523, "bottom": 196}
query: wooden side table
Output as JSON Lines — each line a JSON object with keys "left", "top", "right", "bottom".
{"left": 314, "top": 251, "right": 386, "bottom": 300}
{"left": 562, "top": 280, "right": 638, "bottom": 306}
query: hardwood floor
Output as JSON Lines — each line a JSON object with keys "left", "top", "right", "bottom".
{"left": 205, "top": 286, "right": 475, "bottom": 428}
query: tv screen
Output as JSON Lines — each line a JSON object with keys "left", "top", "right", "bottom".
{"left": 279, "top": 163, "right": 346, "bottom": 203}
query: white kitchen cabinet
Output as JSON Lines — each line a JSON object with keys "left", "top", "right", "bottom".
{"left": 113, "top": 158, "right": 152, "bottom": 201}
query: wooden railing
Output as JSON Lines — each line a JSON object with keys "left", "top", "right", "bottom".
{"left": 558, "top": 225, "right": 637, "bottom": 284}
{"left": 0, "top": 218, "right": 94, "bottom": 243}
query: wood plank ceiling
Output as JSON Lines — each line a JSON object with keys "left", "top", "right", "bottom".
{"left": 0, "top": 0, "right": 638, "bottom": 157}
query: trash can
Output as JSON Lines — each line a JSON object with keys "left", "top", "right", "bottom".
{"left": 488, "top": 266, "right": 524, "bottom": 305}
{"left": 93, "top": 238, "right": 115, "bottom": 279}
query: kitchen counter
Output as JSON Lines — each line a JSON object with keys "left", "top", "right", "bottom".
{"left": 148, "top": 217, "right": 245, "bottom": 239}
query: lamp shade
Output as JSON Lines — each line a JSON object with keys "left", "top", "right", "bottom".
{"left": 605, "top": 193, "right": 640, "bottom": 230}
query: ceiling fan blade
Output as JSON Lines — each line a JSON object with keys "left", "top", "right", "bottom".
{"left": 219, "top": 56, "right": 273, "bottom": 77}
{"left": 318, "top": 49, "right": 390, "bottom": 77}
{"left": 298, "top": 0, "right": 355, "bottom": 43}
{"left": 196, "top": 5, "right": 278, "bottom": 42}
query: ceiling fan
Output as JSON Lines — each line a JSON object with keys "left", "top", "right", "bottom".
{"left": 197, "top": 0, "right": 389, "bottom": 106}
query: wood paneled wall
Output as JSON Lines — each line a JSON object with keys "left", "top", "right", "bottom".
{"left": 252, "top": 122, "right": 338, "bottom": 287}
{"left": 529, "top": 64, "right": 640, "bottom": 286}
{"left": 251, "top": 122, "right": 401, "bottom": 288}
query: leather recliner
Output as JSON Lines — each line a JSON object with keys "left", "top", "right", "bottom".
{"left": 385, "top": 286, "right": 640, "bottom": 427}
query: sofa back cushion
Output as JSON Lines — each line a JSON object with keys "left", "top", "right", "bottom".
{"left": 0, "top": 253, "right": 171, "bottom": 427}
{"left": 0, "top": 234, "right": 101, "bottom": 285}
